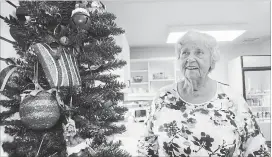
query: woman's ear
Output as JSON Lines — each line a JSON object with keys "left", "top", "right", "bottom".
{"left": 209, "top": 61, "right": 215, "bottom": 72}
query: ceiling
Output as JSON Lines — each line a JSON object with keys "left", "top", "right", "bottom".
{"left": 104, "top": 0, "right": 271, "bottom": 47}
{"left": 0, "top": 0, "right": 270, "bottom": 48}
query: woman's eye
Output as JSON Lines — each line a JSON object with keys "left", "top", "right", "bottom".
{"left": 182, "top": 51, "right": 189, "bottom": 55}
{"left": 196, "top": 49, "right": 204, "bottom": 55}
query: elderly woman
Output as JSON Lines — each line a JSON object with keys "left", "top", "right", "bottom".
{"left": 137, "top": 31, "right": 270, "bottom": 157}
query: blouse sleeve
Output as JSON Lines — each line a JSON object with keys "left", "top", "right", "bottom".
{"left": 234, "top": 94, "right": 270, "bottom": 157}
{"left": 137, "top": 92, "right": 163, "bottom": 157}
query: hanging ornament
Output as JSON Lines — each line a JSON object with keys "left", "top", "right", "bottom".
{"left": 19, "top": 90, "right": 60, "bottom": 130}
{"left": 67, "top": 138, "right": 96, "bottom": 157}
{"left": 59, "top": 36, "right": 69, "bottom": 45}
{"left": 63, "top": 117, "right": 77, "bottom": 138}
{"left": 70, "top": 7, "right": 91, "bottom": 30}
{"left": 88, "top": 0, "right": 106, "bottom": 13}
{"left": 89, "top": 65, "right": 100, "bottom": 71}
{"left": 63, "top": 117, "right": 96, "bottom": 157}
{"left": 31, "top": 43, "right": 82, "bottom": 95}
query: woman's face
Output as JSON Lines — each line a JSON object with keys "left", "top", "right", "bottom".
{"left": 178, "top": 42, "right": 212, "bottom": 80}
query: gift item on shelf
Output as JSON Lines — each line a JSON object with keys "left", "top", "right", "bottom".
{"left": 256, "top": 112, "right": 260, "bottom": 118}
{"left": 153, "top": 72, "right": 166, "bottom": 79}
{"left": 131, "top": 87, "right": 148, "bottom": 93}
{"left": 138, "top": 88, "right": 147, "bottom": 93}
{"left": 255, "top": 111, "right": 271, "bottom": 119}
{"left": 133, "top": 76, "right": 143, "bottom": 83}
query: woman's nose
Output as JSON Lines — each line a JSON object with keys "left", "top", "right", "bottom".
{"left": 186, "top": 53, "right": 196, "bottom": 62}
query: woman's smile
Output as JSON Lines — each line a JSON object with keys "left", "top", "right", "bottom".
{"left": 186, "top": 66, "right": 198, "bottom": 70}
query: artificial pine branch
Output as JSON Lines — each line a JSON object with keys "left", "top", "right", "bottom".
{"left": 1, "top": 120, "right": 23, "bottom": 127}
{"left": 83, "top": 39, "right": 122, "bottom": 59}
{"left": 93, "top": 141, "right": 132, "bottom": 157}
{"left": 0, "top": 99, "right": 20, "bottom": 108}
{"left": 4, "top": 125, "right": 24, "bottom": 136}
{"left": 113, "top": 106, "right": 128, "bottom": 115}
{"left": 103, "top": 124, "right": 126, "bottom": 136}
{"left": 81, "top": 73, "right": 120, "bottom": 84}
{"left": 93, "top": 59, "right": 127, "bottom": 73}
{"left": 0, "top": 110, "right": 17, "bottom": 123}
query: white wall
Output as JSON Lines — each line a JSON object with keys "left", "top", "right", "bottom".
{"left": 0, "top": 1, "right": 19, "bottom": 70}
{"left": 130, "top": 40, "right": 271, "bottom": 84}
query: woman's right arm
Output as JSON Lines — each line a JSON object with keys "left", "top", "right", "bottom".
{"left": 137, "top": 92, "right": 163, "bottom": 157}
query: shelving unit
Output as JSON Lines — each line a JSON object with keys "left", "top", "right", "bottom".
{"left": 228, "top": 55, "right": 271, "bottom": 141}
{"left": 131, "top": 70, "right": 148, "bottom": 73}
{"left": 131, "top": 82, "right": 149, "bottom": 85}
{"left": 127, "top": 57, "right": 177, "bottom": 100}
{"left": 150, "top": 79, "right": 175, "bottom": 82}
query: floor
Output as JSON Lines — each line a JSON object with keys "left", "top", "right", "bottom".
{"left": 108, "top": 120, "right": 146, "bottom": 156}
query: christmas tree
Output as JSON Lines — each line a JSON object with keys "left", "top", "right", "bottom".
{"left": 0, "top": 1, "right": 131, "bottom": 157}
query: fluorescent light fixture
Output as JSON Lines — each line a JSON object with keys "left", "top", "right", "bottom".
{"left": 166, "top": 30, "right": 246, "bottom": 43}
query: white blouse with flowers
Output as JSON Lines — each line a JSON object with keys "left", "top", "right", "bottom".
{"left": 137, "top": 82, "right": 270, "bottom": 157}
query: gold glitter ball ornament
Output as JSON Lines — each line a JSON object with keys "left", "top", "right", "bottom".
{"left": 19, "top": 91, "right": 60, "bottom": 130}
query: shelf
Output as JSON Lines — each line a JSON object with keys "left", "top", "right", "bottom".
{"left": 131, "top": 82, "right": 148, "bottom": 85}
{"left": 256, "top": 118, "right": 271, "bottom": 123}
{"left": 128, "top": 57, "right": 178, "bottom": 101}
{"left": 131, "top": 70, "right": 148, "bottom": 73}
{"left": 247, "top": 93, "right": 270, "bottom": 96}
{"left": 128, "top": 93, "right": 156, "bottom": 97}
{"left": 124, "top": 93, "right": 156, "bottom": 101}
{"left": 150, "top": 79, "right": 175, "bottom": 82}
{"left": 250, "top": 106, "right": 271, "bottom": 108}
{"left": 131, "top": 57, "right": 175, "bottom": 63}
{"left": 256, "top": 118, "right": 271, "bottom": 120}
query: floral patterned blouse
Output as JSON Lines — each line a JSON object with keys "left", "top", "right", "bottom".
{"left": 137, "top": 82, "right": 270, "bottom": 157}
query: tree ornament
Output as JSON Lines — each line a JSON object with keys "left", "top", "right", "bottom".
{"left": 63, "top": 117, "right": 77, "bottom": 138}
{"left": 19, "top": 90, "right": 60, "bottom": 130}
{"left": 31, "top": 43, "right": 82, "bottom": 95}
{"left": 59, "top": 36, "right": 69, "bottom": 45}
{"left": 88, "top": 0, "right": 106, "bottom": 13}
{"left": 70, "top": 8, "right": 91, "bottom": 30}
{"left": 63, "top": 118, "right": 96, "bottom": 156}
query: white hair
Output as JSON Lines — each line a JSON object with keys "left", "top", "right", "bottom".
{"left": 175, "top": 30, "right": 220, "bottom": 72}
